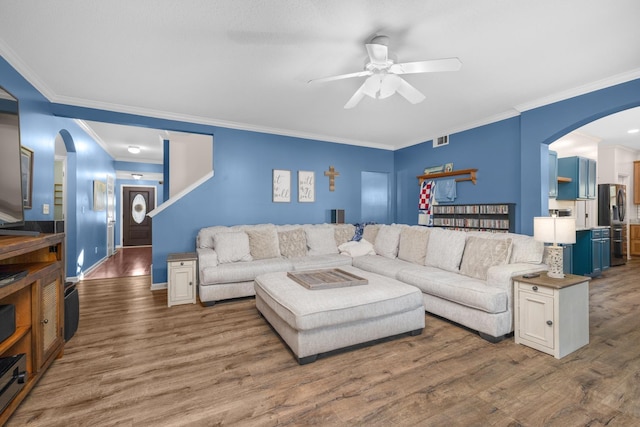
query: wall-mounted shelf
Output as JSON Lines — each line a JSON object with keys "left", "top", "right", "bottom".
{"left": 432, "top": 203, "right": 516, "bottom": 232}
{"left": 417, "top": 168, "right": 478, "bottom": 185}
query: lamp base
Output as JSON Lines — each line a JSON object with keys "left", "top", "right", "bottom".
{"left": 546, "top": 245, "right": 565, "bottom": 279}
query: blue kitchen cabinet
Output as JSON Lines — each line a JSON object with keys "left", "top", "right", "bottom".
{"left": 562, "top": 244, "right": 573, "bottom": 275}
{"left": 549, "top": 150, "right": 558, "bottom": 198}
{"left": 573, "top": 228, "right": 610, "bottom": 277}
{"left": 557, "top": 156, "right": 596, "bottom": 200}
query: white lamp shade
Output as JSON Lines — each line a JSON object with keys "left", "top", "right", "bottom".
{"left": 533, "top": 216, "right": 576, "bottom": 245}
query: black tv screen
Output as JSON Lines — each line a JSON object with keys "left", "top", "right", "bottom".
{"left": 0, "top": 86, "right": 25, "bottom": 229}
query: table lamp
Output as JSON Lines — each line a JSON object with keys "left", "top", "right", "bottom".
{"left": 533, "top": 216, "right": 576, "bottom": 278}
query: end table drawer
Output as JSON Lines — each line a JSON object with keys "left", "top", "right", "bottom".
{"left": 517, "top": 282, "right": 553, "bottom": 296}
{"left": 171, "top": 260, "right": 195, "bottom": 268}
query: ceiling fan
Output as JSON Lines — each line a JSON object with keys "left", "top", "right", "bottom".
{"left": 309, "top": 35, "right": 462, "bottom": 109}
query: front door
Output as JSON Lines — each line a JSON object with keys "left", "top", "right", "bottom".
{"left": 123, "top": 186, "right": 155, "bottom": 246}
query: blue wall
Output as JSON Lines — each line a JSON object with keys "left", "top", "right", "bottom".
{"left": 395, "top": 117, "right": 521, "bottom": 228}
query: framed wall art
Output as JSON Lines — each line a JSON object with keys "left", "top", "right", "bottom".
{"left": 298, "top": 171, "right": 315, "bottom": 202}
{"left": 20, "top": 146, "right": 33, "bottom": 209}
{"left": 93, "top": 180, "right": 107, "bottom": 211}
{"left": 272, "top": 169, "right": 291, "bottom": 202}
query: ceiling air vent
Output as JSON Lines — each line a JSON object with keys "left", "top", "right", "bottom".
{"left": 433, "top": 135, "right": 449, "bottom": 148}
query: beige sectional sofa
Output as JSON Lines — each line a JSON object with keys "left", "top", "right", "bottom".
{"left": 196, "top": 222, "right": 548, "bottom": 341}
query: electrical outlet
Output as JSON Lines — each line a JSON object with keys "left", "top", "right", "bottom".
{"left": 42, "top": 204, "right": 50, "bottom": 214}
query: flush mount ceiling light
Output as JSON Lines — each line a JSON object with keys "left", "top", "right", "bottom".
{"left": 128, "top": 146, "right": 141, "bottom": 154}
{"left": 131, "top": 173, "right": 143, "bottom": 180}
{"left": 628, "top": 129, "right": 639, "bottom": 134}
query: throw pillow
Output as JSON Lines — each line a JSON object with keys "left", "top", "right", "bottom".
{"left": 425, "top": 228, "right": 467, "bottom": 272}
{"left": 278, "top": 228, "right": 307, "bottom": 258}
{"left": 214, "top": 231, "right": 253, "bottom": 264}
{"left": 334, "top": 224, "right": 356, "bottom": 246}
{"left": 305, "top": 227, "right": 338, "bottom": 255}
{"left": 374, "top": 225, "right": 402, "bottom": 259}
{"left": 246, "top": 227, "right": 281, "bottom": 260}
{"left": 397, "top": 227, "right": 430, "bottom": 264}
{"left": 460, "top": 236, "right": 513, "bottom": 280}
{"left": 338, "top": 239, "right": 376, "bottom": 257}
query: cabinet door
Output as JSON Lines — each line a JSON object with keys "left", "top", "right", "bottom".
{"left": 634, "top": 161, "right": 640, "bottom": 204}
{"left": 562, "top": 244, "right": 573, "bottom": 275}
{"left": 549, "top": 151, "right": 558, "bottom": 198}
{"left": 37, "top": 272, "right": 64, "bottom": 369}
{"left": 601, "top": 238, "right": 610, "bottom": 271}
{"left": 518, "top": 290, "right": 555, "bottom": 349}
{"left": 591, "top": 237, "right": 601, "bottom": 276}
{"left": 578, "top": 157, "right": 589, "bottom": 199}
{"left": 168, "top": 262, "right": 195, "bottom": 306}
{"left": 587, "top": 159, "right": 597, "bottom": 199}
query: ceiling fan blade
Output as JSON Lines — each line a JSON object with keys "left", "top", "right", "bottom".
{"left": 390, "top": 57, "right": 462, "bottom": 75}
{"left": 362, "top": 74, "right": 382, "bottom": 98}
{"left": 379, "top": 74, "right": 401, "bottom": 99}
{"left": 396, "top": 78, "right": 426, "bottom": 104}
{"left": 344, "top": 84, "right": 366, "bottom": 109}
{"left": 308, "top": 70, "right": 371, "bottom": 84}
{"left": 366, "top": 43, "right": 388, "bottom": 65}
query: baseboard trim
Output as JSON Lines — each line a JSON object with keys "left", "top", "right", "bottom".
{"left": 151, "top": 282, "right": 167, "bottom": 291}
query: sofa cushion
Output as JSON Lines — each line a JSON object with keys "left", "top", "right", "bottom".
{"left": 247, "top": 226, "right": 281, "bottom": 260}
{"left": 374, "top": 225, "right": 402, "bottom": 259}
{"left": 397, "top": 226, "right": 430, "bottom": 265}
{"left": 352, "top": 254, "right": 416, "bottom": 279}
{"left": 398, "top": 266, "right": 508, "bottom": 314}
{"left": 305, "top": 227, "right": 338, "bottom": 255}
{"left": 424, "top": 228, "right": 466, "bottom": 272}
{"left": 278, "top": 228, "right": 307, "bottom": 258}
{"left": 214, "top": 232, "right": 253, "bottom": 264}
{"left": 362, "top": 224, "right": 381, "bottom": 245}
{"left": 508, "top": 233, "right": 545, "bottom": 264}
{"left": 459, "top": 236, "right": 513, "bottom": 280}
{"left": 197, "top": 225, "right": 231, "bottom": 249}
{"left": 201, "top": 257, "right": 293, "bottom": 285}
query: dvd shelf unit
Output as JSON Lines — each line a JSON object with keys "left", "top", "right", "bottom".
{"left": 432, "top": 203, "right": 516, "bottom": 232}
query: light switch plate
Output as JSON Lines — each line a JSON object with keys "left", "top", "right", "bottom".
{"left": 42, "top": 204, "right": 50, "bottom": 214}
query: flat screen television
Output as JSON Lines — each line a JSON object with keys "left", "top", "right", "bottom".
{"left": 0, "top": 86, "right": 26, "bottom": 231}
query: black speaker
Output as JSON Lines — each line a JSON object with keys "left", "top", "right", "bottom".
{"left": 64, "top": 284, "right": 79, "bottom": 342}
{"left": 331, "top": 209, "right": 345, "bottom": 224}
{"left": 0, "top": 305, "right": 16, "bottom": 344}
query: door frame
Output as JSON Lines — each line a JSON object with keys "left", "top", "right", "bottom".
{"left": 119, "top": 184, "right": 158, "bottom": 247}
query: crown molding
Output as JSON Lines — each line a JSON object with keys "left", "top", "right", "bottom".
{"left": 514, "top": 68, "right": 640, "bottom": 113}
{"left": 0, "top": 38, "right": 57, "bottom": 100}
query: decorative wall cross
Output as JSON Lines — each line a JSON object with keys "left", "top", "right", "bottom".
{"left": 324, "top": 166, "right": 340, "bottom": 191}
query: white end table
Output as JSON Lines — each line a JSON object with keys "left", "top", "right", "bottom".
{"left": 514, "top": 273, "right": 590, "bottom": 359}
{"left": 167, "top": 252, "right": 197, "bottom": 307}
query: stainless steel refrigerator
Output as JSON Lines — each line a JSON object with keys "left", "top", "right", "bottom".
{"left": 598, "top": 184, "right": 627, "bottom": 266}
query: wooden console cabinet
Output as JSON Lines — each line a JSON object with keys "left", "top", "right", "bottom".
{"left": 0, "top": 234, "right": 65, "bottom": 425}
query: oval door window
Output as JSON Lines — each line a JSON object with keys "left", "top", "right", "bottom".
{"left": 132, "top": 194, "right": 147, "bottom": 224}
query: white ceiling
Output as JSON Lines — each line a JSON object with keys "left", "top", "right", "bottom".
{"left": 1, "top": 0, "right": 640, "bottom": 159}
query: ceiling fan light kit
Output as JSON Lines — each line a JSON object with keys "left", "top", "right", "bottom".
{"left": 309, "top": 35, "right": 462, "bottom": 109}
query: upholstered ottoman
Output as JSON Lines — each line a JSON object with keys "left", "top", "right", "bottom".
{"left": 254, "top": 266, "right": 425, "bottom": 364}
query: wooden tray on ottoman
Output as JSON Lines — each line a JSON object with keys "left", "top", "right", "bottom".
{"left": 287, "top": 268, "right": 368, "bottom": 290}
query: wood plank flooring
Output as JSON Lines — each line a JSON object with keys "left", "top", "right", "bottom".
{"left": 83, "top": 247, "right": 152, "bottom": 280}
{"left": 6, "top": 259, "right": 640, "bottom": 426}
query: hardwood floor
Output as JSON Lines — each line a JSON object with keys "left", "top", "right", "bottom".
{"left": 83, "top": 246, "right": 152, "bottom": 280}
{"left": 7, "top": 259, "right": 640, "bottom": 426}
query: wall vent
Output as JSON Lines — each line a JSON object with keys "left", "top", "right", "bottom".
{"left": 433, "top": 135, "right": 449, "bottom": 148}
